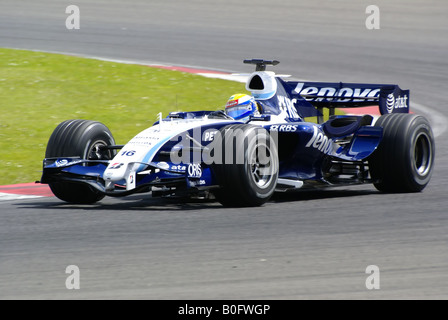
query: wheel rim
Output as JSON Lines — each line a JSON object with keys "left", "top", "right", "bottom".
{"left": 87, "top": 140, "right": 110, "bottom": 160}
{"left": 413, "top": 132, "right": 432, "bottom": 176}
{"left": 248, "top": 142, "right": 276, "bottom": 189}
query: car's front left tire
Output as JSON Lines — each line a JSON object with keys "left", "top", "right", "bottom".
{"left": 211, "top": 124, "right": 279, "bottom": 207}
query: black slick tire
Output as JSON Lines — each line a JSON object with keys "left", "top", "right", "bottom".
{"left": 211, "top": 124, "right": 279, "bottom": 207}
{"left": 45, "top": 119, "right": 116, "bottom": 204}
{"left": 369, "top": 113, "right": 435, "bottom": 192}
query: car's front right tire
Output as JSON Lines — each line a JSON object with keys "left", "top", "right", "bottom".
{"left": 45, "top": 119, "right": 116, "bottom": 204}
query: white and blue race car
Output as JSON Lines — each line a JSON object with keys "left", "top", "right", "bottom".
{"left": 40, "top": 59, "right": 435, "bottom": 207}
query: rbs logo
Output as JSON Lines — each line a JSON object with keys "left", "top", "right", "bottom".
{"left": 187, "top": 163, "right": 202, "bottom": 178}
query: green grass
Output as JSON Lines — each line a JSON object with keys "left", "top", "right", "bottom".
{"left": 0, "top": 48, "right": 246, "bottom": 185}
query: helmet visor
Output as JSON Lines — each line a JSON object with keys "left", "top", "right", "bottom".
{"left": 226, "top": 105, "right": 253, "bottom": 120}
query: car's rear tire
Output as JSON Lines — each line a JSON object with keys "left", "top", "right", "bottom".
{"left": 45, "top": 120, "right": 116, "bottom": 204}
{"left": 211, "top": 124, "right": 279, "bottom": 207}
{"left": 369, "top": 113, "right": 435, "bottom": 192}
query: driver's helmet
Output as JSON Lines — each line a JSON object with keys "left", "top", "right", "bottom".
{"left": 225, "top": 94, "right": 259, "bottom": 121}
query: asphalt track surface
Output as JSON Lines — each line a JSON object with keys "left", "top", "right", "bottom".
{"left": 1, "top": 0, "right": 447, "bottom": 299}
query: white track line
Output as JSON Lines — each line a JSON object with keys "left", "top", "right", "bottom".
{"left": 0, "top": 193, "right": 43, "bottom": 202}
{"left": 411, "top": 102, "right": 447, "bottom": 138}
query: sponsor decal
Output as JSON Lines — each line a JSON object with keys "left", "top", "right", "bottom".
{"left": 53, "top": 159, "right": 83, "bottom": 167}
{"left": 225, "top": 100, "right": 238, "bottom": 108}
{"left": 305, "top": 126, "right": 333, "bottom": 154}
{"left": 203, "top": 129, "right": 218, "bottom": 142}
{"left": 128, "top": 135, "right": 161, "bottom": 146}
{"left": 277, "top": 95, "right": 300, "bottom": 118}
{"left": 127, "top": 172, "right": 136, "bottom": 190}
{"left": 109, "top": 163, "right": 124, "bottom": 169}
{"left": 187, "top": 163, "right": 202, "bottom": 178}
{"left": 56, "top": 159, "right": 69, "bottom": 167}
{"left": 386, "top": 93, "right": 408, "bottom": 114}
{"left": 171, "top": 164, "right": 186, "bottom": 171}
{"left": 270, "top": 124, "right": 298, "bottom": 132}
{"left": 386, "top": 94, "right": 395, "bottom": 113}
{"left": 293, "top": 83, "right": 380, "bottom": 102}
{"left": 189, "top": 179, "right": 206, "bottom": 187}
{"left": 157, "top": 162, "right": 170, "bottom": 170}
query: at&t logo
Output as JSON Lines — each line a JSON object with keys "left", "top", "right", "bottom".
{"left": 386, "top": 93, "right": 408, "bottom": 114}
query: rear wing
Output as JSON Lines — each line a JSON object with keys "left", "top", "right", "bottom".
{"left": 242, "top": 60, "right": 409, "bottom": 122}
{"left": 283, "top": 80, "right": 410, "bottom": 121}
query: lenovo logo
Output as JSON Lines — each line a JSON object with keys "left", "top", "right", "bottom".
{"left": 293, "top": 82, "right": 380, "bottom": 102}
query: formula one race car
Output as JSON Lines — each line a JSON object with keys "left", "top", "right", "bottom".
{"left": 40, "top": 59, "right": 435, "bottom": 207}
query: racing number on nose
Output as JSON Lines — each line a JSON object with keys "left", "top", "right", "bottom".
{"left": 121, "top": 150, "right": 136, "bottom": 157}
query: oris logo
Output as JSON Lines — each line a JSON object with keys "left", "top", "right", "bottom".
{"left": 187, "top": 163, "right": 202, "bottom": 178}
{"left": 386, "top": 93, "right": 408, "bottom": 114}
